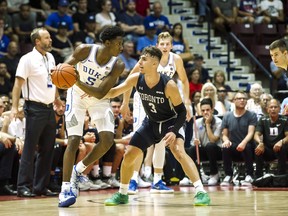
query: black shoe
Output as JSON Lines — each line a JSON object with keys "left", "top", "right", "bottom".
{"left": 34, "top": 188, "right": 58, "bottom": 197}
{"left": 198, "top": 16, "right": 205, "bottom": 24}
{"left": 17, "top": 188, "right": 36, "bottom": 197}
{"left": 48, "top": 181, "right": 61, "bottom": 192}
{"left": 0, "top": 185, "right": 17, "bottom": 195}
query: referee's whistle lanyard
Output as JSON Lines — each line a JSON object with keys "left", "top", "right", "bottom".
{"left": 43, "top": 55, "right": 53, "bottom": 88}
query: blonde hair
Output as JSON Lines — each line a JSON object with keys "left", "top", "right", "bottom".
{"left": 157, "top": 32, "right": 173, "bottom": 44}
{"left": 200, "top": 82, "right": 218, "bottom": 106}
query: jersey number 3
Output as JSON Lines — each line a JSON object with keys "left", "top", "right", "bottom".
{"left": 148, "top": 103, "right": 157, "bottom": 113}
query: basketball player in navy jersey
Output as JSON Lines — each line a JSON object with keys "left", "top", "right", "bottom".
{"left": 58, "top": 26, "right": 125, "bottom": 207}
{"left": 123, "top": 32, "right": 191, "bottom": 193}
{"left": 104, "top": 46, "right": 210, "bottom": 206}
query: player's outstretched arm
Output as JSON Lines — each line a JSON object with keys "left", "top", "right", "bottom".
{"left": 121, "top": 61, "right": 141, "bottom": 117}
{"left": 105, "top": 73, "right": 139, "bottom": 99}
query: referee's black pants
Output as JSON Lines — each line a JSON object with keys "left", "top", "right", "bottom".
{"left": 17, "top": 102, "right": 56, "bottom": 193}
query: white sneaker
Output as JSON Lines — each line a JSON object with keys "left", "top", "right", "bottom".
{"left": 208, "top": 174, "right": 219, "bottom": 186}
{"left": 138, "top": 176, "right": 151, "bottom": 188}
{"left": 78, "top": 176, "right": 91, "bottom": 191}
{"left": 220, "top": 176, "right": 232, "bottom": 186}
{"left": 179, "top": 177, "right": 193, "bottom": 186}
{"left": 107, "top": 177, "right": 120, "bottom": 188}
{"left": 93, "top": 179, "right": 111, "bottom": 189}
{"left": 241, "top": 175, "right": 253, "bottom": 187}
{"left": 88, "top": 180, "right": 101, "bottom": 190}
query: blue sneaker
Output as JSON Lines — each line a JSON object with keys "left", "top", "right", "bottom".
{"left": 58, "top": 188, "right": 76, "bottom": 207}
{"left": 128, "top": 179, "right": 138, "bottom": 195}
{"left": 150, "top": 180, "right": 174, "bottom": 193}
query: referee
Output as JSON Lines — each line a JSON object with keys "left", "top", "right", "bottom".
{"left": 11, "top": 27, "right": 61, "bottom": 197}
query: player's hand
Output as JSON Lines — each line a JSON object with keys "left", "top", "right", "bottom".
{"left": 185, "top": 105, "right": 192, "bottom": 121}
{"left": 120, "top": 103, "right": 130, "bottom": 119}
{"left": 163, "top": 132, "right": 176, "bottom": 148}
{"left": 10, "top": 107, "right": 18, "bottom": 121}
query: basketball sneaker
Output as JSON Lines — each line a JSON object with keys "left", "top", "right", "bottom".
{"left": 107, "top": 176, "right": 120, "bottom": 188}
{"left": 179, "top": 177, "right": 193, "bottom": 186}
{"left": 194, "top": 191, "right": 211, "bottom": 206}
{"left": 150, "top": 180, "right": 174, "bottom": 193}
{"left": 240, "top": 175, "right": 253, "bottom": 187}
{"left": 220, "top": 176, "right": 232, "bottom": 186}
{"left": 70, "top": 165, "right": 83, "bottom": 196}
{"left": 104, "top": 192, "right": 129, "bottom": 206}
{"left": 138, "top": 176, "right": 151, "bottom": 188}
{"left": 128, "top": 179, "right": 138, "bottom": 195}
{"left": 58, "top": 188, "right": 76, "bottom": 207}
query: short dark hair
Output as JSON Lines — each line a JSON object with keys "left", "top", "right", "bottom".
{"left": 142, "top": 46, "right": 162, "bottom": 61}
{"left": 99, "top": 26, "right": 125, "bottom": 43}
{"left": 200, "top": 97, "right": 213, "bottom": 108}
{"left": 269, "top": 39, "right": 288, "bottom": 52}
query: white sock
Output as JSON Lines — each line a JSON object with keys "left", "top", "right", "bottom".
{"left": 119, "top": 183, "right": 129, "bottom": 195}
{"left": 76, "top": 161, "right": 87, "bottom": 173}
{"left": 111, "top": 173, "right": 116, "bottom": 179}
{"left": 91, "top": 165, "right": 99, "bottom": 177}
{"left": 144, "top": 166, "right": 152, "bottom": 178}
{"left": 193, "top": 180, "right": 206, "bottom": 193}
{"left": 61, "top": 182, "right": 70, "bottom": 192}
{"left": 153, "top": 172, "right": 162, "bottom": 184}
{"left": 103, "top": 165, "right": 112, "bottom": 177}
{"left": 131, "top": 171, "right": 139, "bottom": 182}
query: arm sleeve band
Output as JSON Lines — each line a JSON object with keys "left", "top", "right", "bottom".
{"left": 172, "top": 103, "right": 187, "bottom": 134}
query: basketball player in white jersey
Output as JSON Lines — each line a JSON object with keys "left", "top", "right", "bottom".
{"left": 122, "top": 32, "right": 192, "bottom": 194}
{"left": 58, "top": 26, "right": 125, "bottom": 207}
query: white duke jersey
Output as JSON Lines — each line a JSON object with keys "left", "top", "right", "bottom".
{"left": 157, "top": 52, "right": 176, "bottom": 78}
{"left": 73, "top": 44, "right": 118, "bottom": 95}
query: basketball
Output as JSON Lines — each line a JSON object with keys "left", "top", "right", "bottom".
{"left": 51, "top": 63, "right": 77, "bottom": 89}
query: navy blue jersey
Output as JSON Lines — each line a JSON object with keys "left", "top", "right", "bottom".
{"left": 136, "top": 73, "right": 177, "bottom": 122}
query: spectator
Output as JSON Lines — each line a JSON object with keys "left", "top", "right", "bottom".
{"left": 12, "top": 4, "right": 36, "bottom": 55}
{"left": 135, "top": 0, "right": 150, "bottom": 17}
{"left": 118, "top": 0, "right": 144, "bottom": 44}
{"left": 0, "top": 0, "right": 13, "bottom": 37}
{"left": 246, "top": 83, "right": 264, "bottom": 119}
{"left": 188, "top": 67, "right": 203, "bottom": 101}
{"left": 95, "top": 0, "right": 117, "bottom": 34}
{"left": 143, "top": 1, "right": 170, "bottom": 35}
{"left": 72, "top": 0, "right": 89, "bottom": 32}
{"left": 281, "top": 96, "right": 288, "bottom": 115}
{"left": 72, "top": 13, "right": 97, "bottom": 44}
{"left": 217, "top": 86, "right": 233, "bottom": 112}
{"left": 0, "top": 17, "right": 10, "bottom": 58}
{"left": 45, "top": 0, "right": 74, "bottom": 37}
{"left": 51, "top": 21, "right": 74, "bottom": 64}
{"left": 118, "top": 40, "right": 137, "bottom": 84}
{"left": 212, "top": 0, "right": 238, "bottom": 37}
{"left": 171, "top": 22, "right": 193, "bottom": 66}
{"left": 188, "top": 55, "right": 210, "bottom": 83}
{"left": 254, "top": 99, "right": 288, "bottom": 178}
{"left": 0, "top": 41, "right": 19, "bottom": 84}
{"left": 259, "top": 93, "right": 273, "bottom": 117}
{"left": 0, "top": 62, "right": 12, "bottom": 97}
{"left": 136, "top": 22, "right": 157, "bottom": 55}
{"left": 87, "top": 0, "right": 102, "bottom": 14}
{"left": 182, "top": 98, "right": 222, "bottom": 186}
{"left": 198, "top": 0, "right": 207, "bottom": 23}
{"left": 213, "top": 70, "right": 233, "bottom": 100}
{"left": 197, "top": 82, "right": 226, "bottom": 116}
{"left": 237, "top": 0, "right": 259, "bottom": 24}
{"left": 221, "top": 91, "right": 257, "bottom": 186}
{"left": 257, "top": 0, "right": 284, "bottom": 24}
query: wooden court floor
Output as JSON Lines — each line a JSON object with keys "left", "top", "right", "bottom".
{"left": 1, "top": 186, "right": 288, "bottom": 216}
